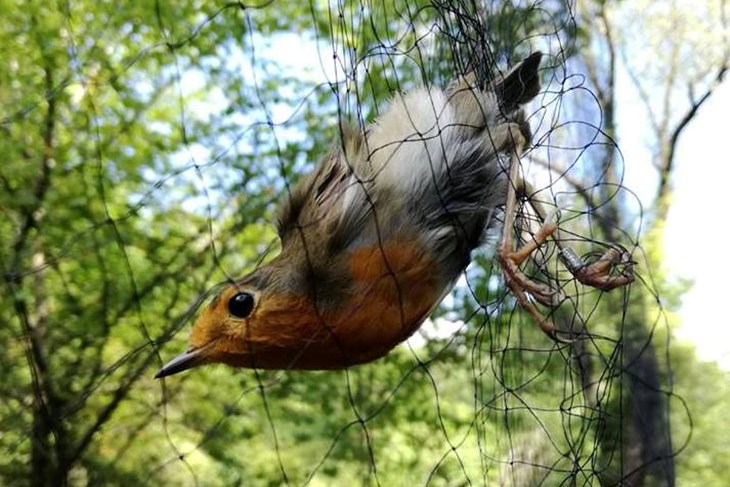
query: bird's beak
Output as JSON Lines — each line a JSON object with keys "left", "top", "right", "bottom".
{"left": 155, "top": 346, "right": 208, "bottom": 379}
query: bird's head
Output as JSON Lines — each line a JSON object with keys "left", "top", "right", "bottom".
{"left": 155, "top": 260, "right": 336, "bottom": 378}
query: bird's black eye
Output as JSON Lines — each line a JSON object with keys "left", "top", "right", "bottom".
{"left": 228, "top": 292, "right": 255, "bottom": 318}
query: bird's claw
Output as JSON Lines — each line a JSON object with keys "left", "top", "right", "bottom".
{"left": 559, "top": 246, "right": 635, "bottom": 291}
{"left": 498, "top": 224, "right": 634, "bottom": 344}
{"left": 498, "top": 216, "right": 568, "bottom": 342}
{"left": 499, "top": 250, "right": 561, "bottom": 307}
{"left": 497, "top": 262, "right": 576, "bottom": 345}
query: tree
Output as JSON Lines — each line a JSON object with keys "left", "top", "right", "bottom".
{"left": 561, "top": 0, "right": 729, "bottom": 485}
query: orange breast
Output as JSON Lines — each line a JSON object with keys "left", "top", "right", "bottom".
{"left": 331, "top": 239, "right": 443, "bottom": 363}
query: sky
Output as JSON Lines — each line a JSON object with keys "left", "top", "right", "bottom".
{"left": 661, "top": 79, "right": 730, "bottom": 369}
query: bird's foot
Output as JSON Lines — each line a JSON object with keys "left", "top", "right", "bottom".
{"left": 497, "top": 218, "right": 573, "bottom": 343}
{"left": 559, "top": 246, "right": 635, "bottom": 291}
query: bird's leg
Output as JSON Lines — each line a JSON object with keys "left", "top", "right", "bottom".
{"left": 496, "top": 124, "right": 563, "bottom": 340}
{"left": 495, "top": 123, "right": 635, "bottom": 343}
{"left": 498, "top": 210, "right": 560, "bottom": 307}
{"left": 517, "top": 180, "right": 635, "bottom": 291}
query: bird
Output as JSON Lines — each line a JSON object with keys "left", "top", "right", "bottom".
{"left": 155, "top": 52, "right": 633, "bottom": 378}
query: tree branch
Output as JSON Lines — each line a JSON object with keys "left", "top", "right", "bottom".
{"left": 657, "top": 63, "right": 728, "bottom": 204}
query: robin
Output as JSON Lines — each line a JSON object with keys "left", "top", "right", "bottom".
{"left": 156, "top": 52, "right": 633, "bottom": 378}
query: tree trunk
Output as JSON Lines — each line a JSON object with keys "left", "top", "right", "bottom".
{"left": 621, "top": 309, "right": 675, "bottom": 486}
{"left": 31, "top": 401, "right": 57, "bottom": 487}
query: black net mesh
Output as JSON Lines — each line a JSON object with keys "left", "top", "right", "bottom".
{"left": 0, "top": 1, "right": 686, "bottom": 486}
